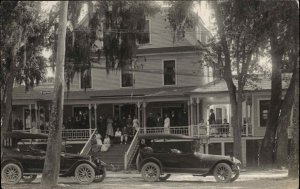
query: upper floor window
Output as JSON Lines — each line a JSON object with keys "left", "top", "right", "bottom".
{"left": 137, "top": 19, "right": 150, "bottom": 44}
{"left": 259, "top": 100, "right": 269, "bottom": 127}
{"left": 81, "top": 68, "right": 91, "bottom": 89}
{"left": 163, "top": 60, "right": 176, "bottom": 86}
{"left": 121, "top": 64, "right": 133, "bottom": 88}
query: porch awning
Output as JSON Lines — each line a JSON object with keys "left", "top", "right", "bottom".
{"left": 12, "top": 85, "right": 196, "bottom": 101}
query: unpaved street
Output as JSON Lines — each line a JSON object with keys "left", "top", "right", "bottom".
{"left": 1, "top": 169, "right": 298, "bottom": 189}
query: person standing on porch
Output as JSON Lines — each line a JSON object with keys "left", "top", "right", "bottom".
{"left": 106, "top": 116, "right": 114, "bottom": 137}
{"left": 155, "top": 113, "right": 163, "bottom": 127}
{"left": 208, "top": 109, "right": 216, "bottom": 124}
{"left": 164, "top": 113, "right": 170, "bottom": 133}
{"left": 14, "top": 116, "right": 23, "bottom": 130}
{"left": 170, "top": 111, "right": 178, "bottom": 126}
{"left": 208, "top": 109, "right": 216, "bottom": 136}
{"left": 133, "top": 115, "right": 139, "bottom": 134}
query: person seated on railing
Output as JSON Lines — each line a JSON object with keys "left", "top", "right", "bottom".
{"left": 101, "top": 134, "right": 111, "bottom": 152}
{"left": 114, "top": 128, "right": 122, "bottom": 144}
{"left": 121, "top": 125, "right": 129, "bottom": 144}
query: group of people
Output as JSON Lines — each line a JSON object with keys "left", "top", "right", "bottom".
{"left": 146, "top": 111, "right": 188, "bottom": 128}
{"left": 90, "top": 114, "right": 141, "bottom": 153}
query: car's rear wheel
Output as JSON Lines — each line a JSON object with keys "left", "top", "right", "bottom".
{"left": 213, "top": 163, "right": 232, "bottom": 183}
{"left": 75, "top": 163, "right": 95, "bottom": 184}
{"left": 1, "top": 163, "right": 22, "bottom": 184}
{"left": 94, "top": 168, "right": 106, "bottom": 183}
{"left": 159, "top": 174, "right": 171, "bottom": 181}
{"left": 141, "top": 162, "right": 161, "bottom": 182}
{"left": 22, "top": 174, "right": 37, "bottom": 183}
{"left": 230, "top": 165, "right": 240, "bottom": 182}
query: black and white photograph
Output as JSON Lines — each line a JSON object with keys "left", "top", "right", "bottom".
{"left": 0, "top": 1, "right": 299, "bottom": 189}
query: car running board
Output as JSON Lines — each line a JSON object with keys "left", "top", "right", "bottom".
{"left": 193, "top": 174, "right": 206, "bottom": 177}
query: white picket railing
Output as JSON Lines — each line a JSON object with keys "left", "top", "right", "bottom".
{"left": 12, "top": 129, "right": 95, "bottom": 140}
{"left": 124, "top": 128, "right": 140, "bottom": 170}
{"left": 140, "top": 126, "right": 190, "bottom": 136}
{"left": 80, "top": 129, "right": 97, "bottom": 155}
{"left": 138, "top": 124, "right": 252, "bottom": 138}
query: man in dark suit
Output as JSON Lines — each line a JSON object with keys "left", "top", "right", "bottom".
{"left": 155, "top": 113, "right": 163, "bottom": 127}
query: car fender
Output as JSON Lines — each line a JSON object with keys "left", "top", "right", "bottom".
{"left": 1, "top": 158, "right": 24, "bottom": 173}
{"left": 207, "top": 160, "right": 235, "bottom": 175}
{"left": 140, "top": 157, "right": 164, "bottom": 173}
{"left": 60, "top": 159, "right": 97, "bottom": 177}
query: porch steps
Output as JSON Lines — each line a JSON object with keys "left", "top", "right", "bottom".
{"left": 91, "top": 144, "right": 130, "bottom": 171}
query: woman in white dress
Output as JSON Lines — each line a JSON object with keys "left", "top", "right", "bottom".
{"left": 95, "top": 132, "right": 102, "bottom": 148}
{"left": 106, "top": 116, "right": 114, "bottom": 137}
{"left": 132, "top": 115, "right": 139, "bottom": 133}
{"left": 101, "top": 135, "right": 111, "bottom": 152}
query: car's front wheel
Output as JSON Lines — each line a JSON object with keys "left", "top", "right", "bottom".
{"left": 94, "top": 168, "right": 106, "bottom": 182}
{"left": 230, "top": 165, "right": 240, "bottom": 182}
{"left": 213, "top": 163, "right": 233, "bottom": 183}
{"left": 141, "top": 162, "right": 161, "bottom": 182}
{"left": 22, "top": 174, "right": 37, "bottom": 183}
{"left": 159, "top": 174, "right": 171, "bottom": 181}
{"left": 1, "top": 163, "right": 22, "bottom": 184}
{"left": 74, "top": 163, "right": 95, "bottom": 184}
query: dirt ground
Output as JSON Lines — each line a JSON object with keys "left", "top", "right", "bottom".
{"left": 1, "top": 169, "right": 299, "bottom": 189}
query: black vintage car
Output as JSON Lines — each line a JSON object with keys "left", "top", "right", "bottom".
{"left": 1, "top": 131, "right": 106, "bottom": 185}
{"left": 136, "top": 134, "right": 241, "bottom": 183}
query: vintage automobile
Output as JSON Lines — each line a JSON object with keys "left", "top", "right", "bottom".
{"left": 1, "top": 131, "right": 106, "bottom": 185}
{"left": 136, "top": 134, "right": 241, "bottom": 183}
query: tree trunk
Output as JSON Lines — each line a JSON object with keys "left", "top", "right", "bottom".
{"left": 225, "top": 80, "right": 243, "bottom": 163}
{"left": 40, "top": 2, "right": 68, "bottom": 188}
{"left": 234, "top": 90, "right": 243, "bottom": 163}
{"left": 288, "top": 64, "right": 299, "bottom": 178}
{"left": 275, "top": 68, "right": 297, "bottom": 167}
{"left": 259, "top": 36, "right": 283, "bottom": 168}
{"left": 1, "top": 27, "right": 23, "bottom": 152}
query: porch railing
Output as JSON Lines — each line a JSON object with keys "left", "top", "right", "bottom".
{"left": 139, "top": 124, "right": 252, "bottom": 138}
{"left": 139, "top": 126, "right": 189, "bottom": 136}
{"left": 80, "top": 129, "right": 97, "bottom": 155}
{"left": 12, "top": 129, "right": 95, "bottom": 141}
{"left": 124, "top": 128, "right": 140, "bottom": 170}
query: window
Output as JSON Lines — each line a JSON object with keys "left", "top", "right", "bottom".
{"left": 137, "top": 19, "right": 150, "bottom": 44}
{"left": 80, "top": 68, "right": 91, "bottom": 89}
{"left": 259, "top": 100, "right": 270, "bottom": 127}
{"left": 121, "top": 64, "right": 133, "bottom": 87}
{"left": 163, "top": 60, "right": 176, "bottom": 85}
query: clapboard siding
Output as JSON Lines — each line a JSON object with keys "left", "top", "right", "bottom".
{"left": 140, "top": 12, "right": 197, "bottom": 49}
{"left": 77, "top": 52, "right": 205, "bottom": 90}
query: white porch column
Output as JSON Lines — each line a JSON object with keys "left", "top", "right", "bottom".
{"left": 137, "top": 101, "right": 141, "bottom": 126}
{"left": 29, "top": 104, "right": 32, "bottom": 130}
{"left": 143, "top": 102, "right": 147, "bottom": 133}
{"left": 35, "top": 104, "right": 38, "bottom": 130}
{"left": 94, "top": 104, "right": 97, "bottom": 131}
{"left": 88, "top": 104, "right": 92, "bottom": 136}
{"left": 190, "top": 98, "right": 194, "bottom": 136}
{"left": 196, "top": 98, "right": 200, "bottom": 124}
{"left": 187, "top": 101, "right": 191, "bottom": 126}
